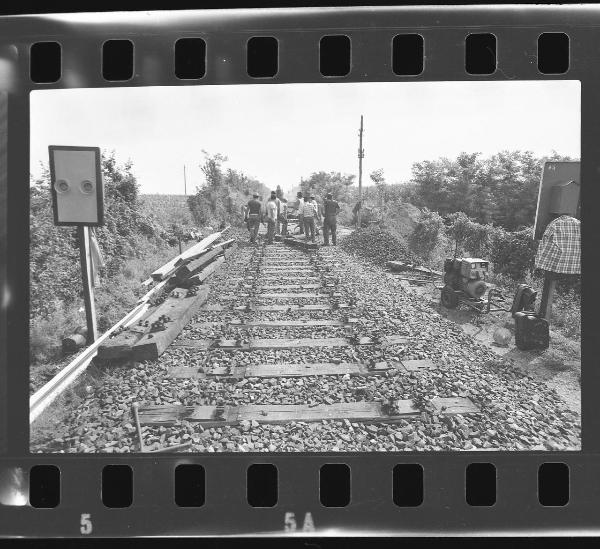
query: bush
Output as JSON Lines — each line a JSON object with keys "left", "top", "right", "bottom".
{"left": 409, "top": 208, "right": 445, "bottom": 262}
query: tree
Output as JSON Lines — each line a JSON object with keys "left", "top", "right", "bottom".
{"left": 407, "top": 150, "right": 579, "bottom": 231}
{"left": 369, "top": 168, "right": 387, "bottom": 206}
{"left": 299, "top": 171, "right": 356, "bottom": 203}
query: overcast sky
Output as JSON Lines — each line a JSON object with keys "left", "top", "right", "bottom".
{"left": 30, "top": 81, "right": 580, "bottom": 195}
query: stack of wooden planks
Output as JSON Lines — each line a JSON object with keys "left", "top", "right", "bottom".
{"left": 97, "top": 232, "right": 237, "bottom": 361}
{"left": 386, "top": 261, "right": 443, "bottom": 277}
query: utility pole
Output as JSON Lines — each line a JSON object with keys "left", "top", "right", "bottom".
{"left": 183, "top": 164, "right": 187, "bottom": 195}
{"left": 357, "top": 115, "right": 364, "bottom": 228}
{"left": 77, "top": 226, "right": 98, "bottom": 343}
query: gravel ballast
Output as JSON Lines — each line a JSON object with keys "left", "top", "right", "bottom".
{"left": 31, "top": 229, "right": 581, "bottom": 453}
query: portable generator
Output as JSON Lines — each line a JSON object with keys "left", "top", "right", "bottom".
{"left": 440, "top": 257, "right": 495, "bottom": 311}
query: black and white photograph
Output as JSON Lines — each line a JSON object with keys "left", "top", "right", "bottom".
{"left": 29, "top": 80, "right": 581, "bottom": 453}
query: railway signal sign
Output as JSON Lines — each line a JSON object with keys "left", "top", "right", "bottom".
{"left": 49, "top": 145, "right": 104, "bottom": 226}
{"left": 533, "top": 160, "right": 580, "bottom": 240}
{"left": 49, "top": 145, "right": 105, "bottom": 343}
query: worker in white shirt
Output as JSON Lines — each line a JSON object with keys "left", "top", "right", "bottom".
{"left": 265, "top": 193, "right": 278, "bottom": 244}
{"left": 279, "top": 198, "right": 289, "bottom": 236}
{"left": 302, "top": 195, "right": 319, "bottom": 242}
{"left": 295, "top": 191, "right": 304, "bottom": 235}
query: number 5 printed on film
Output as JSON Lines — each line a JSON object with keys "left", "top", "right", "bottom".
{"left": 80, "top": 513, "right": 92, "bottom": 535}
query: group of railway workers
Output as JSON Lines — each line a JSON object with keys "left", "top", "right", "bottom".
{"left": 243, "top": 190, "right": 340, "bottom": 246}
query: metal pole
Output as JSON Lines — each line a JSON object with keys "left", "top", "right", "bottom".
{"left": 538, "top": 270, "right": 557, "bottom": 321}
{"left": 357, "top": 115, "right": 364, "bottom": 228}
{"left": 77, "top": 225, "right": 98, "bottom": 343}
{"left": 183, "top": 164, "right": 187, "bottom": 195}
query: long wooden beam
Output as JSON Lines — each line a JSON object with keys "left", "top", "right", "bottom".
{"left": 132, "top": 287, "right": 211, "bottom": 361}
{"left": 172, "top": 334, "right": 408, "bottom": 351}
{"left": 138, "top": 397, "right": 480, "bottom": 426}
{"left": 168, "top": 361, "right": 403, "bottom": 379}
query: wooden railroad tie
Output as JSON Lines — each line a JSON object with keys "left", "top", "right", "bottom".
{"left": 190, "top": 318, "right": 354, "bottom": 329}
{"left": 202, "top": 304, "right": 351, "bottom": 312}
{"left": 137, "top": 397, "right": 480, "bottom": 426}
{"left": 217, "top": 293, "right": 327, "bottom": 300}
{"left": 98, "top": 287, "right": 211, "bottom": 361}
{"left": 171, "top": 334, "right": 409, "bottom": 351}
{"left": 167, "top": 358, "right": 435, "bottom": 379}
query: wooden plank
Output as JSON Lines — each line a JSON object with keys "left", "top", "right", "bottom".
{"left": 174, "top": 247, "right": 224, "bottom": 282}
{"left": 98, "top": 293, "right": 180, "bottom": 360}
{"left": 259, "top": 277, "right": 321, "bottom": 283}
{"left": 150, "top": 231, "right": 223, "bottom": 281}
{"left": 245, "top": 362, "right": 364, "bottom": 377}
{"left": 382, "top": 335, "right": 410, "bottom": 347}
{"left": 249, "top": 337, "right": 350, "bottom": 350}
{"left": 261, "top": 266, "right": 314, "bottom": 271}
{"left": 138, "top": 398, "right": 480, "bottom": 426}
{"left": 179, "top": 256, "right": 225, "bottom": 288}
{"left": 167, "top": 367, "right": 206, "bottom": 379}
{"left": 168, "top": 361, "right": 403, "bottom": 379}
{"left": 201, "top": 304, "right": 341, "bottom": 312}
{"left": 430, "top": 397, "right": 480, "bottom": 415}
{"left": 176, "top": 232, "right": 224, "bottom": 263}
{"left": 257, "top": 292, "right": 324, "bottom": 298}
{"left": 132, "top": 287, "right": 211, "bottom": 361}
{"left": 191, "top": 319, "right": 345, "bottom": 329}
{"left": 387, "top": 261, "right": 442, "bottom": 277}
{"left": 400, "top": 359, "right": 437, "bottom": 372}
{"left": 172, "top": 336, "right": 405, "bottom": 351}
{"left": 235, "top": 402, "right": 419, "bottom": 423}
{"left": 243, "top": 304, "right": 337, "bottom": 311}
{"left": 257, "top": 284, "right": 322, "bottom": 290}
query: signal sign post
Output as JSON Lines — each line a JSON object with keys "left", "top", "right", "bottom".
{"left": 533, "top": 161, "right": 581, "bottom": 321}
{"left": 49, "top": 146, "right": 104, "bottom": 344}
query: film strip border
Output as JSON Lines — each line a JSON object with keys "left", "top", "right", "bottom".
{"left": 1, "top": 5, "right": 599, "bottom": 536}
{"left": 1, "top": 7, "right": 598, "bottom": 89}
{"left": 1, "top": 454, "right": 598, "bottom": 536}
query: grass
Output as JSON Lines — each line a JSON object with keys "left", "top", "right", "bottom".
{"left": 29, "top": 237, "right": 197, "bottom": 375}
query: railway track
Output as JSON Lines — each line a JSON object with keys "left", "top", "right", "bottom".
{"left": 31, "top": 227, "right": 581, "bottom": 453}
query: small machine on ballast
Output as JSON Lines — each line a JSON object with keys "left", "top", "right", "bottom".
{"left": 439, "top": 257, "right": 550, "bottom": 350}
{"left": 440, "top": 257, "right": 506, "bottom": 314}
